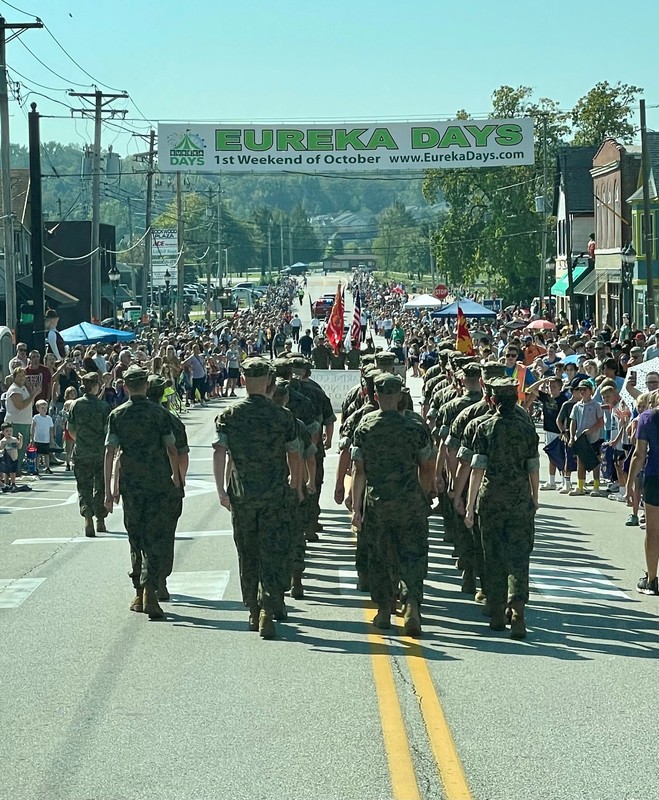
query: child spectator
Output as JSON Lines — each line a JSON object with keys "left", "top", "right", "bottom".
{"left": 569, "top": 380, "right": 605, "bottom": 497}
{"left": 0, "top": 422, "right": 22, "bottom": 492}
{"left": 526, "top": 375, "right": 570, "bottom": 491}
{"left": 601, "top": 383, "right": 631, "bottom": 501}
{"left": 31, "top": 399, "right": 55, "bottom": 474}
{"left": 556, "top": 377, "right": 581, "bottom": 494}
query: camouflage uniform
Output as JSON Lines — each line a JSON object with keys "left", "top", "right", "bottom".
{"left": 289, "top": 417, "right": 316, "bottom": 578}
{"left": 345, "top": 348, "right": 361, "bottom": 370}
{"left": 105, "top": 391, "right": 177, "bottom": 593}
{"left": 471, "top": 382, "right": 539, "bottom": 617}
{"left": 68, "top": 392, "right": 111, "bottom": 522}
{"left": 214, "top": 393, "right": 299, "bottom": 616}
{"left": 311, "top": 343, "right": 331, "bottom": 369}
{"left": 291, "top": 362, "right": 336, "bottom": 532}
{"left": 352, "top": 387, "right": 434, "bottom": 609}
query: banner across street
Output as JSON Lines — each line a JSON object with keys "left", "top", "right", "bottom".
{"left": 158, "top": 118, "right": 535, "bottom": 174}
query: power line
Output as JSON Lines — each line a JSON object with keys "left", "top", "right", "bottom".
{"left": 16, "top": 37, "right": 93, "bottom": 87}
{"left": 42, "top": 23, "right": 126, "bottom": 93}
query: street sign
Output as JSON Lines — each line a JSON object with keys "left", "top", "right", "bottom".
{"left": 434, "top": 284, "right": 448, "bottom": 300}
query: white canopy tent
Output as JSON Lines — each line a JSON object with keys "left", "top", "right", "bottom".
{"left": 403, "top": 293, "right": 443, "bottom": 309}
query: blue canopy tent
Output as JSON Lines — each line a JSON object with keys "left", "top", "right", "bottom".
{"left": 60, "top": 322, "right": 135, "bottom": 346}
{"left": 431, "top": 300, "right": 497, "bottom": 318}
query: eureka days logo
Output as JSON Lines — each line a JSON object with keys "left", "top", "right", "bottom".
{"left": 167, "top": 130, "right": 206, "bottom": 166}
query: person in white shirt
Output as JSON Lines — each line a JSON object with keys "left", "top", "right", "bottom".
{"left": 290, "top": 314, "right": 302, "bottom": 343}
{"left": 31, "top": 399, "right": 55, "bottom": 474}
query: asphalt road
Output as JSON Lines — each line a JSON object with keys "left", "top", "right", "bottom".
{"left": 0, "top": 271, "right": 657, "bottom": 800}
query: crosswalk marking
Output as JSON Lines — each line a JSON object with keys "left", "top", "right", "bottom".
{"left": 0, "top": 578, "right": 46, "bottom": 609}
{"left": 11, "top": 529, "right": 233, "bottom": 546}
{"left": 530, "top": 566, "right": 629, "bottom": 600}
{"left": 338, "top": 568, "right": 361, "bottom": 595}
{"left": 167, "top": 570, "right": 230, "bottom": 602}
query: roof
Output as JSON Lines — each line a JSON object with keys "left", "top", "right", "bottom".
{"left": 430, "top": 299, "right": 496, "bottom": 318}
{"left": 627, "top": 131, "right": 659, "bottom": 203}
{"left": 553, "top": 146, "right": 599, "bottom": 216}
{"left": 0, "top": 169, "right": 31, "bottom": 226}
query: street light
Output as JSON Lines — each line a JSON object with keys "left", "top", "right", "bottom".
{"left": 164, "top": 268, "right": 171, "bottom": 318}
{"left": 108, "top": 265, "right": 120, "bottom": 322}
{"left": 621, "top": 244, "right": 636, "bottom": 322}
{"left": 545, "top": 256, "right": 556, "bottom": 319}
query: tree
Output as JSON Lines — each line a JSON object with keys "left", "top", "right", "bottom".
{"left": 373, "top": 201, "right": 428, "bottom": 276}
{"left": 572, "top": 81, "right": 643, "bottom": 146}
{"left": 289, "top": 204, "right": 321, "bottom": 263}
{"left": 423, "top": 86, "right": 570, "bottom": 300}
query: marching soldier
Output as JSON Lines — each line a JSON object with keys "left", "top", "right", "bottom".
{"left": 67, "top": 371, "right": 111, "bottom": 537}
{"left": 464, "top": 378, "right": 540, "bottom": 639}
{"left": 351, "top": 373, "right": 435, "bottom": 636}
{"left": 213, "top": 357, "right": 302, "bottom": 640}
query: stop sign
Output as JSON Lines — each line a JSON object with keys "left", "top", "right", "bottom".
{"left": 434, "top": 284, "right": 448, "bottom": 300}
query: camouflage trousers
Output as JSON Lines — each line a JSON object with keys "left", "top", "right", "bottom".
{"left": 289, "top": 490, "right": 307, "bottom": 576}
{"left": 479, "top": 499, "right": 535, "bottom": 608}
{"left": 123, "top": 487, "right": 181, "bottom": 591}
{"left": 231, "top": 496, "right": 292, "bottom": 615}
{"left": 73, "top": 455, "right": 106, "bottom": 520}
{"left": 454, "top": 489, "right": 485, "bottom": 582}
{"left": 307, "top": 452, "right": 325, "bottom": 530}
{"left": 364, "top": 498, "right": 429, "bottom": 607}
{"left": 439, "top": 487, "right": 456, "bottom": 543}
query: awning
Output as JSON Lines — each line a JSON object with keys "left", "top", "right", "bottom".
{"left": 101, "top": 283, "right": 134, "bottom": 304}
{"left": 574, "top": 267, "right": 622, "bottom": 296}
{"left": 16, "top": 274, "right": 79, "bottom": 307}
{"left": 550, "top": 265, "right": 590, "bottom": 297}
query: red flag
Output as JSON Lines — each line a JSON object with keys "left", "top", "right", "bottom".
{"left": 326, "top": 283, "right": 345, "bottom": 354}
{"left": 350, "top": 288, "right": 362, "bottom": 346}
{"left": 455, "top": 305, "right": 475, "bottom": 355}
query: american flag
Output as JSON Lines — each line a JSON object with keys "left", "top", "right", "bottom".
{"left": 349, "top": 288, "right": 362, "bottom": 346}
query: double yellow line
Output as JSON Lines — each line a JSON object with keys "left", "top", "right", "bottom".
{"left": 366, "top": 609, "right": 473, "bottom": 800}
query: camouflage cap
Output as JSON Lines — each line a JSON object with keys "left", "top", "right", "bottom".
{"left": 360, "top": 354, "right": 376, "bottom": 368}
{"left": 481, "top": 363, "right": 506, "bottom": 381}
{"left": 490, "top": 377, "right": 518, "bottom": 397}
{"left": 462, "top": 363, "right": 482, "bottom": 379}
{"left": 123, "top": 365, "right": 149, "bottom": 386}
{"left": 374, "top": 351, "right": 398, "bottom": 367}
{"left": 451, "top": 355, "right": 477, "bottom": 369}
{"left": 374, "top": 372, "right": 404, "bottom": 395}
{"left": 290, "top": 357, "right": 312, "bottom": 372}
{"left": 147, "top": 374, "right": 166, "bottom": 390}
{"left": 273, "top": 357, "right": 293, "bottom": 378}
{"left": 241, "top": 357, "right": 272, "bottom": 378}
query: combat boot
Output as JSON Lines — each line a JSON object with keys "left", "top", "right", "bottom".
{"left": 461, "top": 570, "right": 476, "bottom": 595}
{"left": 129, "top": 589, "right": 143, "bottom": 613}
{"left": 305, "top": 530, "right": 320, "bottom": 543}
{"left": 272, "top": 599, "right": 288, "bottom": 621}
{"left": 356, "top": 571, "right": 370, "bottom": 592}
{"left": 248, "top": 607, "right": 260, "bottom": 631}
{"left": 372, "top": 606, "right": 391, "bottom": 630}
{"left": 84, "top": 516, "right": 95, "bottom": 537}
{"left": 403, "top": 599, "right": 422, "bottom": 637}
{"left": 96, "top": 517, "right": 107, "bottom": 533}
{"left": 290, "top": 572, "right": 304, "bottom": 600}
{"left": 259, "top": 610, "right": 276, "bottom": 639}
{"left": 157, "top": 578, "right": 170, "bottom": 602}
{"left": 509, "top": 602, "right": 527, "bottom": 640}
{"left": 489, "top": 605, "right": 507, "bottom": 631}
{"left": 142, "top": 586, "right": 165, "bottom": 620}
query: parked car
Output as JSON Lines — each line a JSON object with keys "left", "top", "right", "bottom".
{"left": 281, "top": 263, "right": 308, "bottom": 276}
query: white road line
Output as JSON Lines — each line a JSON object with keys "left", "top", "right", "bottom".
{"left": 338, "top": 568, "right": 361, "bottom": 596}
{"left": 167, "top": 570, "right": 230, "bottom": 602}
{"left": 0, "top": 578, "right": 46, "bottom": 609}
{"left": 530, "top": 567, "right": 629, "bottom": 600}
{"left": 12, "top": 530, "right": 233, "bottom": 545}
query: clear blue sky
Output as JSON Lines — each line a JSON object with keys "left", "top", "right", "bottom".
{"left": 2, "top": 0, "right": 658, "bottom": 154}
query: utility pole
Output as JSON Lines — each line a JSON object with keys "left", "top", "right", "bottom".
{"left": 0, "top": 15, "right": 43, "bottom": 330}
{"left": 280, "top": 218, "right": 284, "bottom": 271}
{"left": 428, "top": 225, "right": 436, "bottom": 286}
{"left": 288, "top": 227, "right": 293, "bottom": 265}
{"left": 216, "top": 186, "right": 223, "bottom": 290}
{"left": 640, "top": 99, "right": 655, "bottom": 325}
{"left": 176, "top": 172, "right": 184, "bottom": 320}
{"left": 267, "top": 219, "right": 273, "bottom": 281}
{"left": 538, "top": 114, "right": 549, "bottom": 315}
{"left": 69, "top": 90, "right": 128, "bottom": 321}
{"left": 28, "top": 102, "right": 44, "bottom": 353}
{"left": 133, "top": 129, "right": 155, "bottom": 316}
